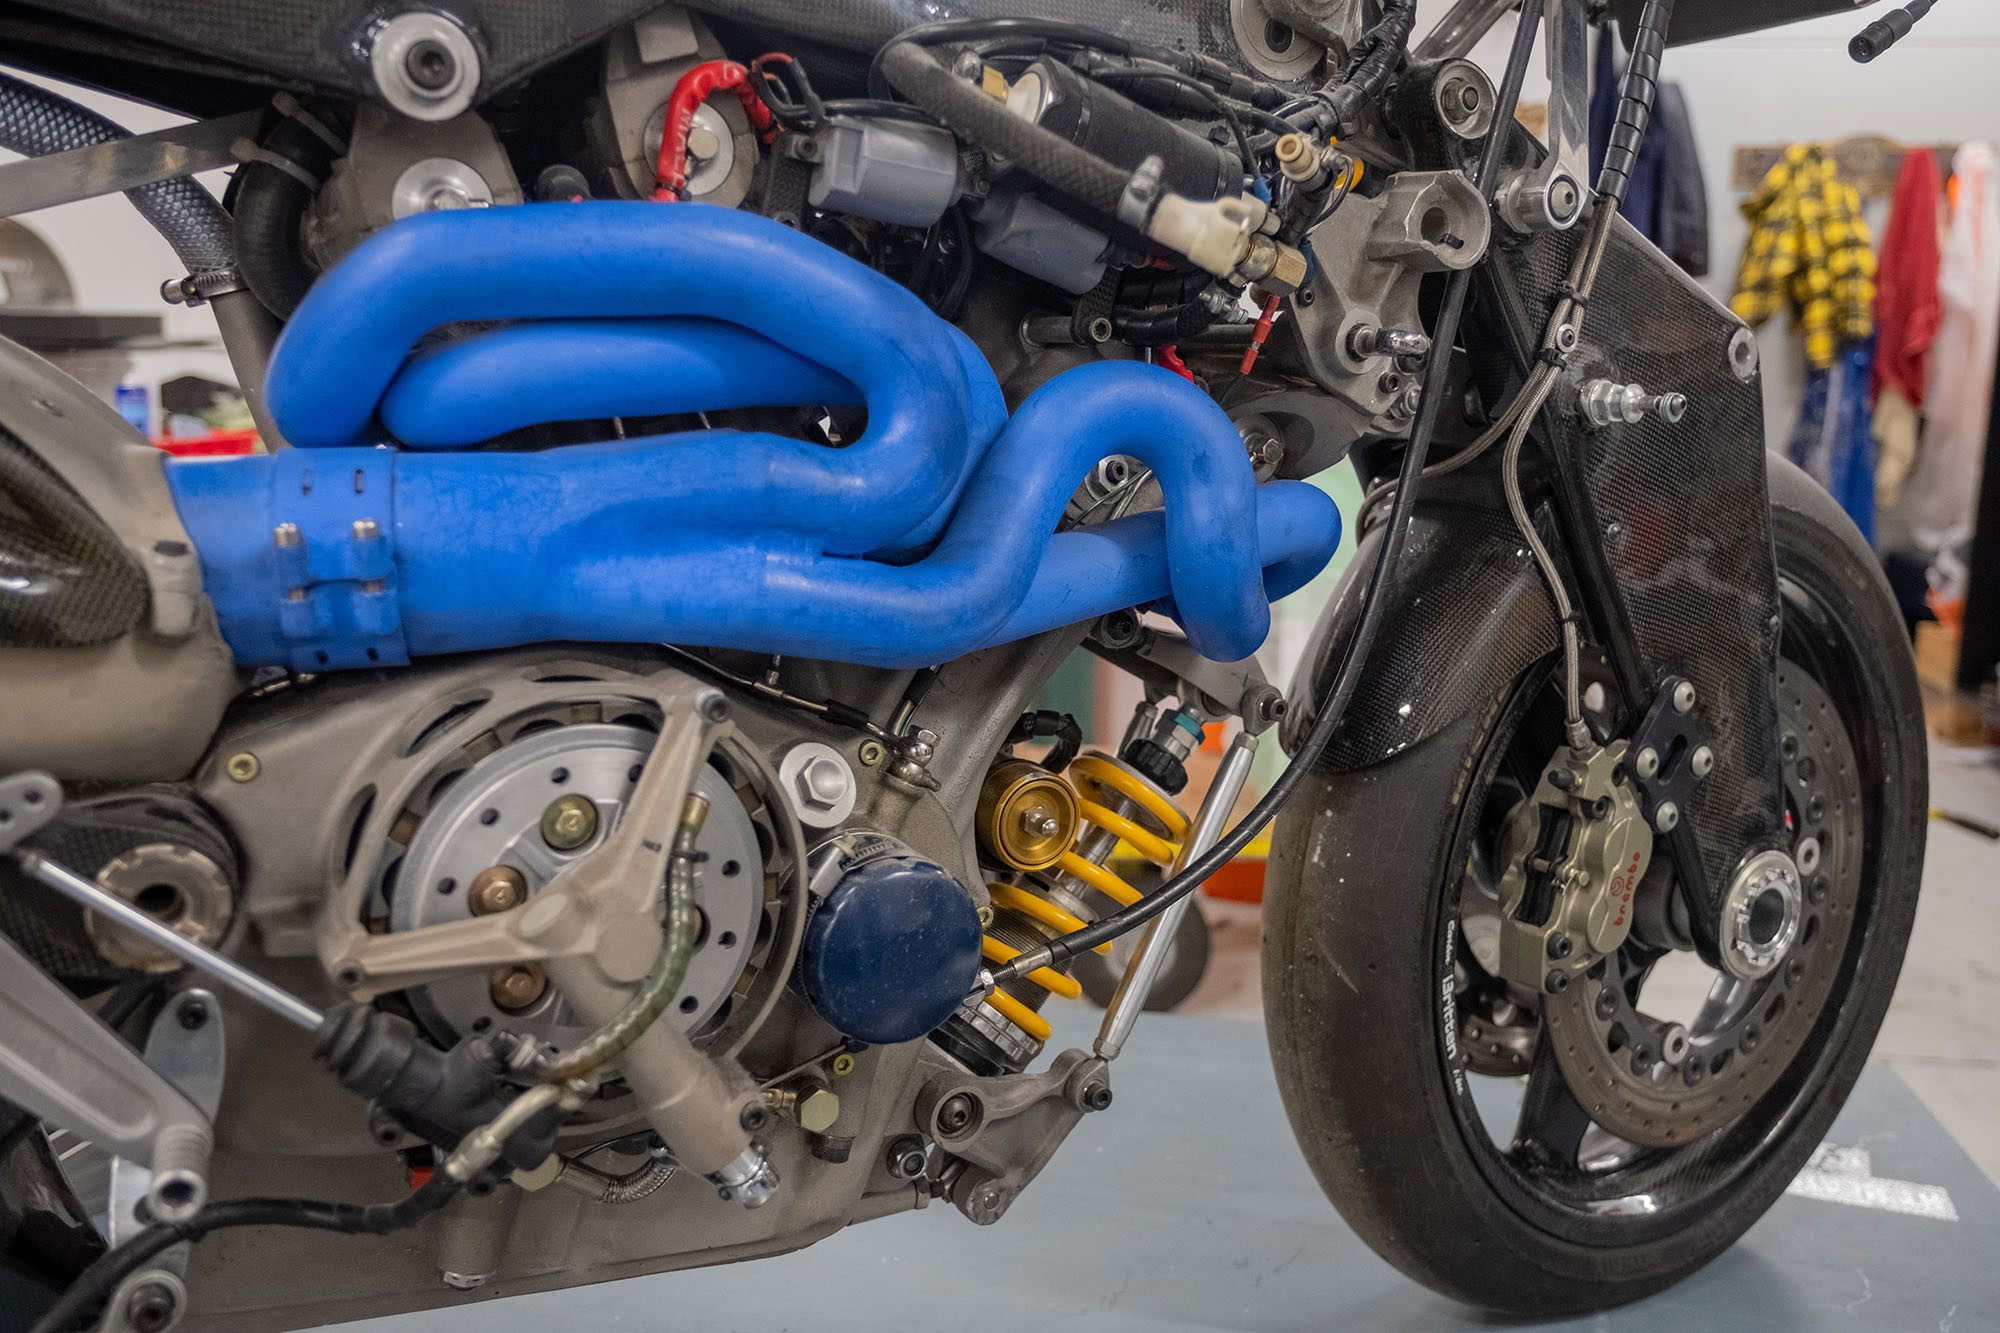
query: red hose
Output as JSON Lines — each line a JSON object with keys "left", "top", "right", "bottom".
{"left": 652, "top": 60, "right": 779, "bottom": 201}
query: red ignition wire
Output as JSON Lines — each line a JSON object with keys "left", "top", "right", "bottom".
{"left": 1158, "top": 346, "right": 1196, "bottom": 382}
{"left": 1239, "top": 294, "right": 1283, "bottom": 375}
{"left": 652, "top": 60, "right": 780, "bottom": 201}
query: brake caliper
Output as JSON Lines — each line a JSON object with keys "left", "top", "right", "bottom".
{"left": 1494, "top": 740, "right": 1654, "bottom": 995}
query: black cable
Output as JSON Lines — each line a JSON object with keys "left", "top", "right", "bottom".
{"left": 29, "top": 1176, "right": 460, "bottom": 1333}
{"left": 1086, "top": 66, "right": 1257, "bottom": 180}
{"left": 1851, "top": 0, "right": 1938, "bottom": 62}
{"left": 985, "top": 0, "right": 1548, "bottom": 988}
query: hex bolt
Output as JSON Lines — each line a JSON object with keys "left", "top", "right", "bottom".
{"left": 488, "top": 963, "right": 546, "bottom": 1012}
{"left": 794, "top": 1086, "right": 840, "bottom": 1134}
{"left": 1547, "top": 934, "right": 1573, "bottom": 960}
{"left": 1080, "top": 1080, "right": 1114, "bottom": 1112}
{"left": 886, "top": 1135, "right": 929, "bottom": 1180}
{"left": 1654, "top": 802, "right": 1680, "bottom": 833}
{"left": 797, "top": 756, "right": 851, "bottom": 811}
{"left": 1633, "top": 746, "right": 1661, "bottom": 781}
{"left": 936, "top": 1092, "right": 976, "bottom": 1135}
{"left": 540, "top": 794, "right": 599, "bottom": 851}
{"left": 125, "top": 1281, "right": 179, "bottom": 1333}
{"left": 467, "top": 864, "right": 528, "bottom": 916}
{"left": 224, "top": 751, "right": 261, "bottom": 783}
{"left": 1690, "top": 745, "right": 1716, "bottom": 779}
{"left": 1672, "top": 681, "right": 1697, "bottom": 713}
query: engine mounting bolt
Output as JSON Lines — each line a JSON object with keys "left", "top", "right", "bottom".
{"left": 1544, "top": 970, "right": 1569, "bottom": 995}
{"left": 468, "top": 864, "right": 528, "bottom": 916}
{"left": 1654, "top": 802, "right": 1680, "bottom": 833}
{"left": 828, "top": 1052, "right": 856, "bottom": 1077}
{"left": 540, "top": 794, "right": 599, "bottom": 851}
{"left": 1691, "top": 745, "right": 1716, "bottom": 778}
{"left": 886, "top": 1135, "right": 929, "bottom": 1179}
{"left": 1633, "top": 746, "right": 1661, "bottom": 781}
{"left": 224, "top": 751, "right": 261, "bottom": 783}
{"left": 1546, "top": 934, "right": 1573, "bottom": 960}
{"left": 1595, "top": 987, "right": 1619, "bottom": 1020}
{"left": 488, "top": 963, "right": 546, "bottom": 1012}
{"left": 1672, "top": 681, "right": 1697, "bottom": 713}
{"left": 936, "top": 1092, "right": 977, "bottom": 1135}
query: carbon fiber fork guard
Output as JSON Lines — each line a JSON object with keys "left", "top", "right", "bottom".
{"left": 1290, "top": 215, "right": 1785, "bottom": 969}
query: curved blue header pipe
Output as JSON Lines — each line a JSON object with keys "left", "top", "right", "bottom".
{"left": 170, "top": 203, "right": 1341, "bottom": 672}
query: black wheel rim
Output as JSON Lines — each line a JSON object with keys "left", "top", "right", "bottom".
{"left": 1432, "top": 559, "right": 1898, "bottom": 1247}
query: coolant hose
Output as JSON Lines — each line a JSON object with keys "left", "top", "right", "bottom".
{"left": 0, "top": 71, "right": 234, "bottom": 278}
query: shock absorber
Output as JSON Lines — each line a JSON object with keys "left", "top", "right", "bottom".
{"left": 937, "top": 704, "right": 1200, "bottom": 1074}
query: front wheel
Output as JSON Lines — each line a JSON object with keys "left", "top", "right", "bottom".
{"left": 1262, "top": 456, "right": 1927, "bottom": 1315}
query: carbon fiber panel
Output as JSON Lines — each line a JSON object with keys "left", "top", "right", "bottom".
{"left": 1496, "top": 216, "right": 1786, "bottom": 918}
{"left": 1283, "top": 500, "right": 1561, "bottom": 769}
{"left": 0, "top": 425, "right": 148, "bottom": 648}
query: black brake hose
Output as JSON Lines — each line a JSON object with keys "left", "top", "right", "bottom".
{"left": 986, "top": 0, "right": 1549, "bottom": 988}
{"left": 28, "top": 1176, "right": 460, "bottom": 1333}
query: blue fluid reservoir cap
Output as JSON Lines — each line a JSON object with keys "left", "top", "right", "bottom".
{"left": 797, "top": 832, "right": 983, "bottom": 1045}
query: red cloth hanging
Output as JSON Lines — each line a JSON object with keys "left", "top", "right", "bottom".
{"left": 1872, "top": 148, "right": 1944, "bottom": 408}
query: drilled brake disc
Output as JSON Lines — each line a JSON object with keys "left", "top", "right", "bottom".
{"left": 1542, "top": 663, "right": 1861, "bottom": 1147}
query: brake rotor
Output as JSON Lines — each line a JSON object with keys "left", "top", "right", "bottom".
{"left": 1542, "top": 663, "right": 1861, "bottom": 1147}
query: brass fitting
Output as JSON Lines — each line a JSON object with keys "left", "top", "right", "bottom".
{"left": 976, "top": 759, "right": 1081, "bottom": 872}
{"left": 489, "top": 962, "right": 548, "bottom": 1012}
{"left": 764, "top": 1077, "right": 841, "bottom": 1134}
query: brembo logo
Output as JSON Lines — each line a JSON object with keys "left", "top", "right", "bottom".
{"left": 1610, "top": 852, "right": 1642, "bottom": 928}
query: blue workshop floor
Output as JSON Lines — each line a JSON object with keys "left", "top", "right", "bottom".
{"left": 333, "top": 1004, "right": 2000, "bottom": 1333}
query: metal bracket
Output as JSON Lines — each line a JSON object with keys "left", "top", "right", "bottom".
{"left": 1627, "top": 675, "right": 1711, "bottom": 836}
{"left": 100, "top": 991, "right": 228, "bottom": 1333}
{"left": 0, "top": 110, "right": 262, "bottom": 220}
{"left": 913, "top": 1048, "right": 1113, "bottom": 1225}
{"left": 0, "top": 931, "right": 212, "bottom": 1226}
{"left": 1494, "top": 0, "right": 1590, "bottom": 233}
{"left": 1087, "top": 621, "right": 1285, "bottom": 733}
{"left": 0, "top": 770, "right": 60, "bottom": 853}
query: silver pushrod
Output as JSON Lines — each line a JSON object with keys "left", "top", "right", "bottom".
{"left": 15, "top": 851, "right": 326, "bottom": 1032}
{"left": 1095, "top": 730, "right": 1259, "bottom": 1060}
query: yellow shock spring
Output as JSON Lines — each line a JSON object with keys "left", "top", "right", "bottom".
{"left": 980, "top": 754, "right": 1190, "bottom": 1043}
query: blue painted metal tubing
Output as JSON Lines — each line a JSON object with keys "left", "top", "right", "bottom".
{"left": 168, "top": 363, "right": 1340, "bottom": 669}
{"left": 380, "top": 318, "right": 860, "bottom": 447}
{"left": 266, "top": 203, "right": 1003, "bottom": 557}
